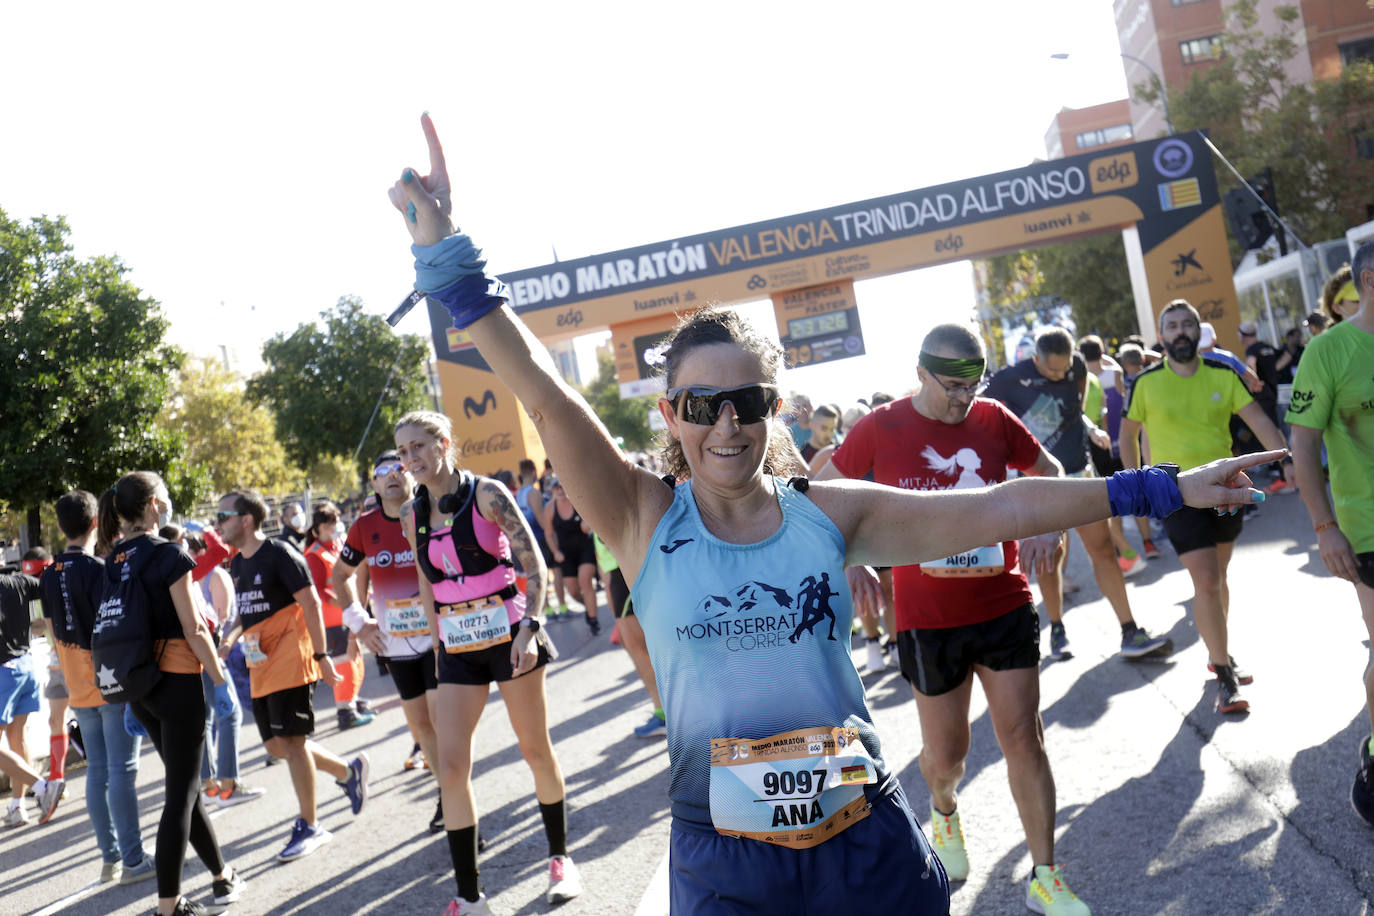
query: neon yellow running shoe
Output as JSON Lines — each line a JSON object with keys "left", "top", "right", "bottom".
{"left": 929, "top": 807, "right": 969, "bottom": 881}
{"left": 1027, "top": 864, "right": 1091, "bottom": 915}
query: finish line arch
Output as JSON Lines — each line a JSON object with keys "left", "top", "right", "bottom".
{"left": 427, "top": 130, "right": 1237, "bottom": 473}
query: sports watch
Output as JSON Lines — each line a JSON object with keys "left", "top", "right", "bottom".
{"left": 521, "top": 617, "right": 542, "bottom": 633}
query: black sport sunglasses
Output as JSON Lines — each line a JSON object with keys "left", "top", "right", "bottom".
{"left": 667, "top": 384, "right": 781, "bottom": 426}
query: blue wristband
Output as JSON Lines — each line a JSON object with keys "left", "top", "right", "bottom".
{"left": 412, "top": 233, "right": 509, "bottom": 329}
{"left": 1105, "top": 467, "right": 1183, "bottom": 519}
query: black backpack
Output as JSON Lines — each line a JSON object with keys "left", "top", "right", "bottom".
{"left": 90, "top": 536, "right": 168, "bottom": 704}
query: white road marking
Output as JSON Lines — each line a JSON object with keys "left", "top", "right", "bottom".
{"left": 634, "top": 848, "right": 670, "bottom": 916}
{"left": 29, "top": 878, "right": 103, "bottom": 916}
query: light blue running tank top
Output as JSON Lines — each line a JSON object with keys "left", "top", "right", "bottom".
{"left": 631, "top": 476, "right": 888, "bottom": 825}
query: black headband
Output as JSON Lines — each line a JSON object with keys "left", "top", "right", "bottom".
{"left": 919, "top": 351, "right": 986, "bottom": 379}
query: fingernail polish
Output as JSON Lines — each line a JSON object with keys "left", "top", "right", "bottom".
{"left": 403, "top": 169, "right": 414, "bottom": 185}
{"left": 407, "top": 201, "right": 417, "bottom": 224}
{"left": 1252, "top": 491, "right": 1266, "bottom": 503}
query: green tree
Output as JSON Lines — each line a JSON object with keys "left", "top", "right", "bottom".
{"left": 1137, "top": 0, "right": 1374, "bottom": 254}
{"left": 247, "top": 296, "right": 431, "bottom": 478}
{"left": 580, "top": 349, "right": 659, "bottom": 451}
{"left": 983, "top": 233, "right": 1138, "bottom": 338}
{"left": 163, "top": 359, "right": 303, "bottom": 495}
{"left": 0, "top": 211, "right": 206, "bottom": 548}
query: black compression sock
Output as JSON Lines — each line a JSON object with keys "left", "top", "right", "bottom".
{"left": 539, "top": 799, "right": 568, "bottom": 858}
{"left": 1121, "top": 622, "right": 1139, "bottom": 638}
{"left": 447, "top": 826, "right": 481, "bottom": 902}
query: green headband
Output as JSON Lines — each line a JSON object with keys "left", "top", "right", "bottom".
{"left": 919, "top": 351, "right": 986, "bottom": 379}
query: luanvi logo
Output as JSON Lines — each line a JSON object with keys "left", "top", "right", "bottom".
{"left": 659, "top": 538, "right": 694, "bottom": 554}
{"left": 463, "top": 390, "right": 497, "bottom": 419}
{"left": 1171, "top": 250, "right": 1203, "bottom": 277}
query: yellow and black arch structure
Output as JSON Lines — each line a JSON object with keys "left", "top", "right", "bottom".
{"left": 427, "top": 131, "right": 1237, "bottom": 472}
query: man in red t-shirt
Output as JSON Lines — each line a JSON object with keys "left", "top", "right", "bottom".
{"left": 818, "top": 324, "right": 1089, "bottom": 906}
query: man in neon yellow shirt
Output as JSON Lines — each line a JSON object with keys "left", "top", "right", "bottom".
{"left": 1120, "top": 300, "right": 1289, "bottom": 715}
{"left": 1287, "top": 241, "right": 1374, "bottom": 826}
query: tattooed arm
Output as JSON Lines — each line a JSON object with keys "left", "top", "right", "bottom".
{"left": 476, "top": 478, "right": 548, "bottom": 618}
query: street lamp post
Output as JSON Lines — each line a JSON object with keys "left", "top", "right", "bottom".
{"left": 1051, "top": 52, "right": 1174, "bottom": 135}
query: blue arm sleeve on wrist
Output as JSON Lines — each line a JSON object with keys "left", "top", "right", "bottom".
{"left": 412, "top": 233, "right": 510, "bottom": 330}
{"left": 1105, "top": 468, "right": 1183, "bottom": 520}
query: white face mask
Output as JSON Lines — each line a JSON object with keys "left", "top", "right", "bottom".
{"left": 157, "top": 495, "right": 174, "bottom": 530}
{"left": 287, "top": 512, "right": 306, "bottom": 531}
{"left": 319, "top": 525, "right": 339, "bottom": 543}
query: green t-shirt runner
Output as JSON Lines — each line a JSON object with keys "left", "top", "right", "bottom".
{"left": 1285, "top": 320, "right": 1374, "bottom": 553}
{"left": 1124, "top": 356, "right": 1253, "bottom": 470}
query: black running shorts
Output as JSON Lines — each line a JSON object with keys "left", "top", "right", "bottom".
{"left": 1162, "top": 505, "right": 1243, "bottom": 556}
{"left": 324, "top": 624, "right": 350, "bottom": 659}
{"left": 436, "top": 623, "right": 550, "bottom": 686}
{"left": 607, "top": 568, "right": 633, "bottom": 618}
{"left": 1358, "top": 552, "right": 1374, "bottom": 591}
{"left": 557, "top": 538, "right": 598, "bottom": 578}
{"left": 385, "top": 652, "right": 438, "bottom": 701}
{"left": 252, "top": 683, "right": 316, "bottom": 744}
{"left": 896, "top": 603, "right": 1040, "bottom": 697}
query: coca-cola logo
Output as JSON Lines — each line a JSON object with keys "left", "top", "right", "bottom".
{"left": 461, "top": 432, "right": 514, "bottom": 456}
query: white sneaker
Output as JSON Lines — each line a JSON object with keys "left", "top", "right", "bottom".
{"left": 3, "top": 805, "right": 31, "bottom": 828}
{"left": 864, "top": 639, "right": 887, "bottom": 673}
{"left": 442, "top": 894, "right": 494, "bottom": 915}
{"left": 547, "top": 854, "right": 583, "bottom": 904}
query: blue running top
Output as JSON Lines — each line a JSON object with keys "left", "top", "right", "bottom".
{"left": 630, "top": 476, "right": 889, "bottom": 825}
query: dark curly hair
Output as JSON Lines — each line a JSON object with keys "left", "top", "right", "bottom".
{"left": 657, "top": 306, "right": 806, "bottom": 480}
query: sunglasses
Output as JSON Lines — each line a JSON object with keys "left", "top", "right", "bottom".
{"left": 667, "top": 384, "right": 780, "bottom": 426}
{"left": 215, "top": 510, "right": 241, "bottom": 522}
{"left": 373, "top": 461, "right": 405, "bottom": 479}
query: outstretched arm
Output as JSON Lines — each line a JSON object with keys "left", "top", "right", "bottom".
{"left": 810, "top": 450, "right": 1283, "bottom": 569}
{"left": 388, "top": 114, "right": 670, "bottom": 581}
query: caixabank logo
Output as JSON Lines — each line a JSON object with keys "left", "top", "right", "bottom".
{"left": 673, "top": 572, "right": 843, "bottom": 652}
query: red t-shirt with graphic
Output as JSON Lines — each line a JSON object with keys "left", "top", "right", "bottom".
{"left": 830, "top": 397, "right": 1042, "bottom": 630}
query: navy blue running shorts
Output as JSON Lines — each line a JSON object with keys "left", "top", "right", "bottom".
{"left": 669, "top": 782, "right": 950, "bottom": 914}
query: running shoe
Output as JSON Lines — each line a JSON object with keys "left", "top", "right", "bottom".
{"left": 119, "top": 853, "right": 156, "bottom": 884}
{"left": 217, "top": 782, "right": 268, "bottom": 807}
{"left": 1264, "top": 478, "right": 1297, "bottom": 495}
{"left": 337, "top": 706, "right": 376, "bottom": 730}
{"left": 442, "top": 894, "right": 494, "bottom": 916}
{"left": 1048, "top": 623, "right": 1072, "bottom": 661}
{"left": 36, "top": 777, "right": 63, "bottom": 824}
{"left": 404, "top": 743, "right": 426, "bottom": 771}
{"left": 633, "top": 713, "right": 667, "bottom": 739}
{"left": 1213, "top": 666, "right": 1249, "bottom": 714}
{"left": 1353, "top": 735, "right": 1374, "bottom": 828}
{"left": 587, "top": 616, "right": 601, "bottom": 636}
{"left": 1120, "top": 627, "right": 1171, "bottom": 658}
{"left": 203, "top": 782, "right": 221, "bottom": 804}
{"left": 863, "top": 639, "right": 887, "bottom": 673}
{"left": 166, "top": 897, "right": 210, "bottom": 916}
{"left": 1026, "top": 863, "right": 1091, "bottom": 915}
{"left": 547, "top": 854, "right": 584, "bottom": 904}
{"left": 3, "top": 805, "right": 31, "bottom": 828}
{"left": 929, "top": 807, "right": 969, "bottom": 881}
{"left": 430, "top": 799, "right": 445, "bottom": 833}
{"left": 354, "top": 697, "right": 373, "bottom": 714}
{"left": 99, "top": 860, "right": 121, "bottom": 883}
{"left": 277, "top": 817, "right": 332, "bottom": 862}
{"left": 339, "top": 753, "right": 370, "bottom": 815}
{"left": 1207, "top": 656, "right": 1253, "bottom": 685}
{"left": 1142, "top": 539, "right": 1161, "bottom": 560}
{"left": 1118, "top": 553, "right": 1146, "bottom": 579}
{"left": 212, "top": 865, "right": 248, "bottom": 904}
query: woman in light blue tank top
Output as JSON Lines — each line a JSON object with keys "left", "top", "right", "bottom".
{"left": 388, "top": 114, "right": 1281, "bottom": 916}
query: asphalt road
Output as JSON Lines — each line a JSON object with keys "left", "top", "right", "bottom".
{"left": 2, "top": 491, "right": 1372, "bottom": 915}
